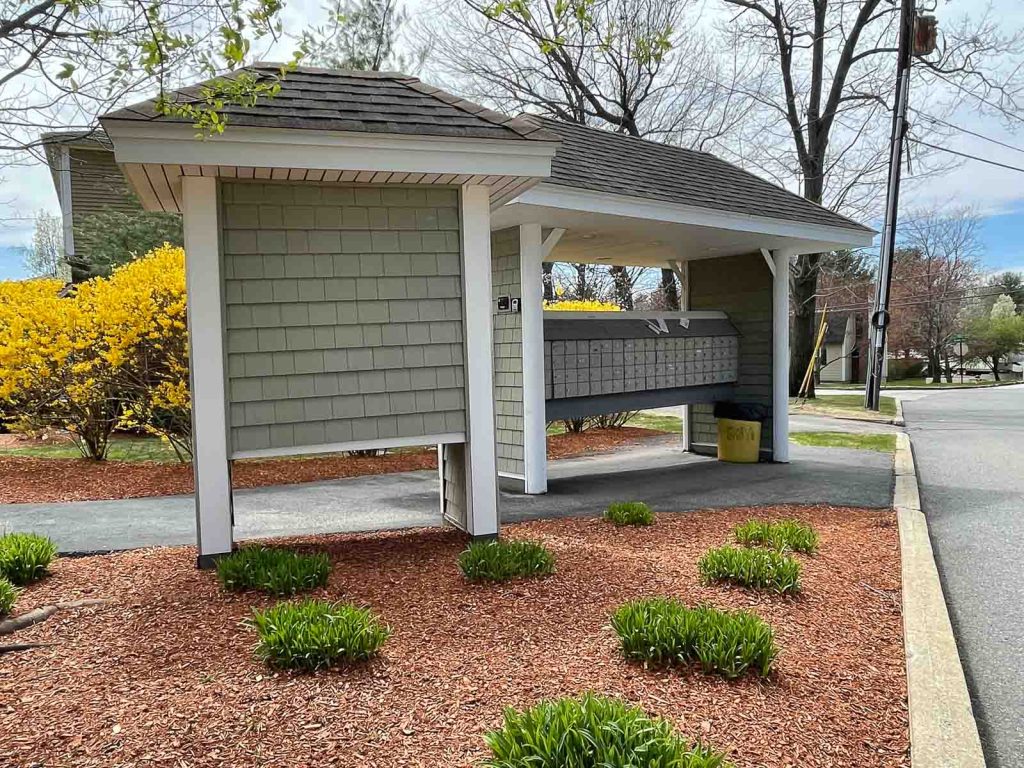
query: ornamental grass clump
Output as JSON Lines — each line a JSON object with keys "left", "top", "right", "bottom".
{"left": 0, "top": 578, "right": 19, "bottom": 616}
{"left": 483, "top": 693, "right": 733, "bottom": 768}
{"left": 458, "top": 539, "right": 554, "bottom": 583}
{"left": 734, "top": 519, "right": 819, "bottom": 554}
{"left": 604, "top": 501, "right": 654, "bottom": 527}
{"left": 215, "top": 546, "right": 330, "bottom": 596}
{"left": 248, "top": 599, "right": 390, "bottom": 671}
{"left": 698, "top": 546, "right": 801, "bottom": 594}
{"left": 0, "top": 532, "right": 58, "bottom": 585}
{"left": 611, "top": 598, "right": 777, "bottom": 679}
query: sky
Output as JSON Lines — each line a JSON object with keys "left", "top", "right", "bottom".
{"left": 2, "top": 0, "right": 1024, "bottom": 281}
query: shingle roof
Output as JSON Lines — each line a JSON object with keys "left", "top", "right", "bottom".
{"left": 529, "top": 117, "right": 872, "bottom": 233}
{"left": 103, "top": 64, "right": 559, "bottom": 143}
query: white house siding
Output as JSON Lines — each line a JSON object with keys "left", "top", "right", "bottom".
{"left": 688, "top": 252, "right": 774, "bottom": 455}
{"left": 491, "top": 228, "right": 525, "bottom": 477}
{"left": 221, "top": 181, "right": 467, "bottom": 455}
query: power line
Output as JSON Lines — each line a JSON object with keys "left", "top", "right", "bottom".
{"left": 909, "top": 137, "right": 1024, "bottom": 175}
{"left": 914, "top": 111, "right": 1024, "bottom": 156}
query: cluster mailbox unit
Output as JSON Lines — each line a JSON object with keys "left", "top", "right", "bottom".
{"left": 543, "top": 311, "right": 740, "bottom": 420}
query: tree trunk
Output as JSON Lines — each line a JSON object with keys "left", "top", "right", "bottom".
{"left": 927, "top": 348, "right": 942, "bottom": 382}
{"left": 660, "top": 268, "right": 679, "bottom": 310}
{"left": 992, "top": 355, "right": 1001, "bottom": 381}
{"left": 611, "top": 266, "right": 634, "bottom": 309}
{"left": 790, "top": 257, "right": 821, "bottom": 397}
{"left": 542, "top": 263, "right": 554, "bottom": 302}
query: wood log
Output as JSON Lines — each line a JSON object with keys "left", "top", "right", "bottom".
{"left": 0, "top": 598, "right": 112, "bottom": 636}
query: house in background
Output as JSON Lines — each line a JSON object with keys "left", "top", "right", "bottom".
{"left": 817, "top": 311, "right": 861, "bottom": 384}
{"left": 42, "top": 130, "right": 144, "bottom": 277}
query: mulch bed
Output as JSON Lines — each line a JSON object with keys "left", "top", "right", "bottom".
{"left": 0, "top": 427, "right": 666, "bottom": 504}
{"left": 0, "top": 504, "right": 908, "bottom": 767}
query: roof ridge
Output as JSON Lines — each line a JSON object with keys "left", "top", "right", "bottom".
{"left": 527, "top": 114, "right": 870, "bottom": 232}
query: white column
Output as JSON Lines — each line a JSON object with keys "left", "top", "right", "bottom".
{"left": 459, "top": 184, "right": 499, "bottom": 536}
{"left": 772, "top": 249, "right": 791, "bottom": 463}
{"left": 518, "top": 223, "right": 548, "bottom": 494}
{"left": 182, "top": 175, "right": 234, "bottom": 566}
{"left": 679, "top": 260, "right": 692, "bottom": 452}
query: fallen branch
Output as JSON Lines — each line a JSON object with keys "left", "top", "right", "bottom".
{"left": 0, "top": 643, "right": 51, "bottom": 656}
{"left": 0, "top": 598, "right": 112, "bottom": 636}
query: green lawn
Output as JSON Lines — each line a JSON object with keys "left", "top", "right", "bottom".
{"left": 792, "top": 394, "right": 897, "bottom": 418}
{"left": 546, "top": 411, "right": 683, "bottom": 436}
{"left": 790, "top": 431, "right": 897, "bottom": 452}
{"left": 0, "top": 435, "right": 180, "bottom": 462}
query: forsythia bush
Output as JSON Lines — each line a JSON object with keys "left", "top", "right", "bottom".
{"left": 0, "top": 245, "right": 190, "bottom": 460}
{"left": 543, "top": 298, "right": 622, "bottom": 311}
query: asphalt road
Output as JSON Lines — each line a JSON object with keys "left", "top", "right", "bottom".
{"left": 903, "top": 384, "right": 1024, "bottom": 768}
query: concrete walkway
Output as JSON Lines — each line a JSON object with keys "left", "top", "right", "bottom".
{"left": 1, "top": 439, "right": 893, "bottom": 554}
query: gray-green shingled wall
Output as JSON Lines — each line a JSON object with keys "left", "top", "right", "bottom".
{"left": 491, "top": 227, "right": 525, "bottom": 477}
{"left": 688, "top": 252, "right": 774, "bottom": 455}
{"left": 221, "top": 181, "right": 467, "bottom": 455}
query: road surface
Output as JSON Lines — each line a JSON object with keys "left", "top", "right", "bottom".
{"left": 903, "top": 384, "right": 1024, "bottom": 767}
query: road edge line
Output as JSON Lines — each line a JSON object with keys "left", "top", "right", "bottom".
{"left": 895, "top": 431, "right": 985, "bottom": 768}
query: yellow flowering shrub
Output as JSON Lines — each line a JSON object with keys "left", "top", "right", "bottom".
{"left": 0, "top": 245, "right": 190, "bottom": 460}
{"left": 543, "top": 298, "right": 622, "bottom": 311}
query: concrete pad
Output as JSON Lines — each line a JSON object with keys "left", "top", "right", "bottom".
{"left": 1, "top": 440, "right": 893, "bottom": 554}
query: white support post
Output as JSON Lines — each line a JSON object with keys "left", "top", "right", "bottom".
{"left": 460, "top": 184, "right": 500, "bottom": 536}
{"left": 772, "top": 249, "right": 791, "bottom": 463}
{"left": 678, "top": 260, "right": 692, "bottom": 451}
{"left": 182, "top": 176, "right": 234, "bottom": 567}
{"left": 519, "top": 223, "right": 548, "bottom": 494}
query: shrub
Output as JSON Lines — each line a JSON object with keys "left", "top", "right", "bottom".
{"left": 0, "top": 532, "right": 58, "bottom": 585}
{"left": 458, "top": 539, "right": 555, "bottom": 583}
{"left": 0, "top": 246, "right": 191, "bottom": 460}
{"left": 698, "top": 546, "right": 801, "bottom": 594}
{"left": 483, "top": 693, "right": 732, "bottom": 768}
{"left": 0, "top": 578, "right": 19, "bottom": 616}
{"left": 604, "top": 501, "right": 654, "bottom": 526}
{"left": 248, "top": 599, "right": 390, "bottom": 670}
{"left": 734, "top": 519, "right": 819, "bottom": 554}
{"left": 611, "top": 599, "right": 777, "bottom": 679}
{"left": 216, "top": 547, "right": 330, "bottom": 595}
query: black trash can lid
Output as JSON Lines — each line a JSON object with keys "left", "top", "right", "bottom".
{"left": 713, "top": 401, "right": 769, "bottom": 422}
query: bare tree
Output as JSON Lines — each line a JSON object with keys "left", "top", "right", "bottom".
{"left": 888, "top": 208, "right": 981, "bottom": 381}
{"left": 422, "top": 0, "right": 758, "bottom": 308}
{"left": 306, "top": 0, "right": 422, "bottom": 72}
{"left": 0, "top": 0, "right": 298, "bottom": 166}
{"left": 24, "top": 210, "right": 64, "bottom": 278}
{"left": 718, "top": 0, "right": 1024, "bottom": 395}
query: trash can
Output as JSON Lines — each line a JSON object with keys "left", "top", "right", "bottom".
{"left": 713, "top": 402, "right": 768, "bottom": 463}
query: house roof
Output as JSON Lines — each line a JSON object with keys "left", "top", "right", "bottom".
{"left": 103, "top": 64, "right": 560, "bottom": 143}
{"left": 528, "top": 117, "right": 872, "bottom": 234}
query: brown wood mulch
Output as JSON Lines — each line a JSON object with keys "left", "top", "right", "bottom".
{"left": 0, "top": 427, "right": 666, "bottom": 504}
{"left": 0, "top": 505, "right": 908, "bottom": 768}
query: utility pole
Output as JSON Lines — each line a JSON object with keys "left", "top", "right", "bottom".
{"left": 864, "top": 1, "right": 938, "bottom": 409}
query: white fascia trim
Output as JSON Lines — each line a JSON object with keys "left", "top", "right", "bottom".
{"left": 231, "top": 432, "right": 465, "bottom": 460}
{"left": 498, "top": 471, "right": 527, "bottom": 481}
{"left": 511, "top": 183, "right": 876, "bottom": 249}
{"left": 542, "top": 310, "right": 728, "bottom": 321}
{"left": 102, "top": 120, "right": 557, "bottom": 179}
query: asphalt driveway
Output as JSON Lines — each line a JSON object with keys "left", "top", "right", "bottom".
{"left": 1, "top": 438, "right": 893, "bottom": 554}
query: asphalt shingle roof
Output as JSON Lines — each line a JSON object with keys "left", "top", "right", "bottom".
{"left": 529, "top": 117, "right": 871, "bottom": 233}
{"left": 103, "top": 64, "right": 559, "bottom": 143}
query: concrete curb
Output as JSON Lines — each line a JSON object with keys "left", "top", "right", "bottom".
{"left": 893, "top": 396, "right": 905, "bottom": 427}
{"left": 895, "top": 432, "right": 985, "bottom": 768}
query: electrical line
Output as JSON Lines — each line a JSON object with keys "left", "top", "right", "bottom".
{"left": 909, "top": 137, "right": 1024, "bottom": 175}
{"left": 914, "top": 111, "right": 1024, "bottom": 156}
